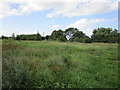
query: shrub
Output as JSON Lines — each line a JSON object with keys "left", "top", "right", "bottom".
{"left": 83, "top": 38, "right": 92, "bottom": 43}
{"left": 73, "top": 37, "right": 80, "bottom": 42}
{"left": 2, "top": 58, "right": 33, "bottom": 88}
{"left": 58, "top": 36, "right": 67, "bottom": 42}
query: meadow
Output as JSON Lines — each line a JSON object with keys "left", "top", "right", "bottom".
{"left": 2, "top": 39, "right": 119, "bottom": 88}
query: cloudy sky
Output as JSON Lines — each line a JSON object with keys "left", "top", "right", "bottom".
{"left": 0, "top": 0, "right": 118, "bottom": 37}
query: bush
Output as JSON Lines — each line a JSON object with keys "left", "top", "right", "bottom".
{"left": 73, "top": 37, "right": 80, "bottom": 42}
{"left": 2, "top": 58, "right": 33, "bottom": 88}
{"left": 58, "top": 36, "right": 67, "bottom": 42}
{"left": 83, "top": 38, "right": 92, "bottom": 43}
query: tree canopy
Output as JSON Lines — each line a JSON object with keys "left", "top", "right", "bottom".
{"left": 65, "top": 27, "right": 79, "bottom": 40}
{"left": 16, "top": 32, "right": 42, "bottom": 41}
{"left": 91, "top": 27, "right": 119, "bottom": 43}
{"left": 1, "top": 27, "right": 119, "bottom": 43}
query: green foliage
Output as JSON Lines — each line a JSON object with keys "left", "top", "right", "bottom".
{"left": 91, "top": 27, "right": 119, "bottom": 43}
{"left": 70, "top": 31, "right": 91, "bottom": 43}
{"left": 2, "top": 58, "right": 33, "bottom": 88}
{"left": 2, "top": 42, "right": 34, "bottom": 88}
{"left": 83, "top": 38, "right": 92, "bottom": 43}
{"left": 1, "top": 36, "right": 9, "bottom": 39}
{"left": 72, "top": 31, "right": 86, "bottom": 38}
{"left": 2, "top": 40, "right": 118, "bottom": 88}
{"left": 36, "top": 32, "right": 41, "bottom": 40}
{"left": 1, "top": 27, "right": 119, "bottom": 43}
{"left": 51, "top": 29, "right": 67, "bottom": 42}
{"left": 65, "top": 27, "right": 79, "bottom": 40}
{"left": 16, "top": 33, "right": 42, "bottom": 41}
{"left": 16, "top": 35, "right": 20, "bottom": 40}
{"left": 12, "top": 33, "right": 15, "bottom": 40}
{"left": 45, "top": 35, "right": 51, "bottom": 40}
{"left": 57, "top": 36, "right": 67, "bottom": 42}
{"left": 71, "top": 37, "right": 80, "bottom": 42}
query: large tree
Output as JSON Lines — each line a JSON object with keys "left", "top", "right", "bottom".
{"left": 71, "top": 31, "right": 91, "bottom": 43}
{"left": 51, "top": 29, "right": 67, "bottom": 42}
{"left": 36, "top": 32, "right": 42, "bottom": 40}
{"left": 91, "top": 27, "right": 119, "bottom": 43}
{"left": 65, "top": 27, "right": 79, "bottom": 40}
{"left": 12, "top": 33, "right": 15, "bottom": 40}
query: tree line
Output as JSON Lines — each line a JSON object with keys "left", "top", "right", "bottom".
{"left": 1, "top": 27, "right": 119, "bottom": 43}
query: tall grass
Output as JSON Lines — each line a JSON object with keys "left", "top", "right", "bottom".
{"left": 2, "top": 40, "right": 118, "bottom": 88}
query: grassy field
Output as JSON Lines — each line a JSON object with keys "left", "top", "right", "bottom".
{"left": 2, "top": 39, "right": 119, "bottom": 88}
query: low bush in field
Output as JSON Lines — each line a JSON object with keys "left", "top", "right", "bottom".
{"left": 2, "top": 58, "right": 33, "bottom": 88}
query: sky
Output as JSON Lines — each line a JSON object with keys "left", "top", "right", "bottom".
{"left": 0, "top": 0, "right": 118, "bottom": 37}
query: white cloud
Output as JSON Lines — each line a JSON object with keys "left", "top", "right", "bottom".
{"left": 0, "top": 28, "right": 39, "bottom": 37}
{"left": 0, "top": 0, "right": 118, "bottom": 19}
{"left": 47, "top": 1, "right": 118, "bottom": 18}
{"left": 0, "top": 28, "right": 19, "bottom": 37}
{"left": 0, "top": 0, "right": 57, "bottom": 19}
{"left": 66, "top": 18, "right": 106, "bottom": 36}
{"left": 51, "top": 25, "right": 60, "bottom": 29}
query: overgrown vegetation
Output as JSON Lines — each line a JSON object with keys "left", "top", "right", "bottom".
{"left": 2, "top": 40, "right": 119, "bottom": 88}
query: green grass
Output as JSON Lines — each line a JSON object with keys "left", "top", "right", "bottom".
{"left": 2, "top": 40, "right": 119, "bottom": 88}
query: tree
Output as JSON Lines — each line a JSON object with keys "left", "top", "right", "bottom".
{"left": 83, "top": 37, "right": 92, "bottom": 43}
{"left": 72, "top": 31, "right": 86, "bottom": 38}
{"left": 36, "top": 32, "right": 41, "bottom": 40}
{"left": 51, "top": 29, "right": 67, "bottom": 41}
{"left": 12, "top": 33, "right": 15, "bottom": 40}
{"left": 16, "top": 35, "right": 20, "bottom": 40}
{"left": 16, "top": 33, "right": 42, "bottom": 41}
{"left": 45, "top": 35, "right": 51, "bottom": 40}
{"left": 41, "top": 37, "right": 45, "bottom": 40}
{"left": 1, "top": 36, "right": 8, "bottom": 39}
{"left": 58, "top": 36, "right": 67, "bottom": 42}
{"left": 65, "top": 27, "right": 78, "bottom": 40}
{"left": 71, "top": 31, "right": 89, "bottom": 43}
{"left": 91, "top": 27, "right": 119, "bottom": 43}
{"left": 72, "top": 37, "right": 80, "bottom": 42}
{"left": 51, "top": 30, "right": 58, "bottom": 40}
